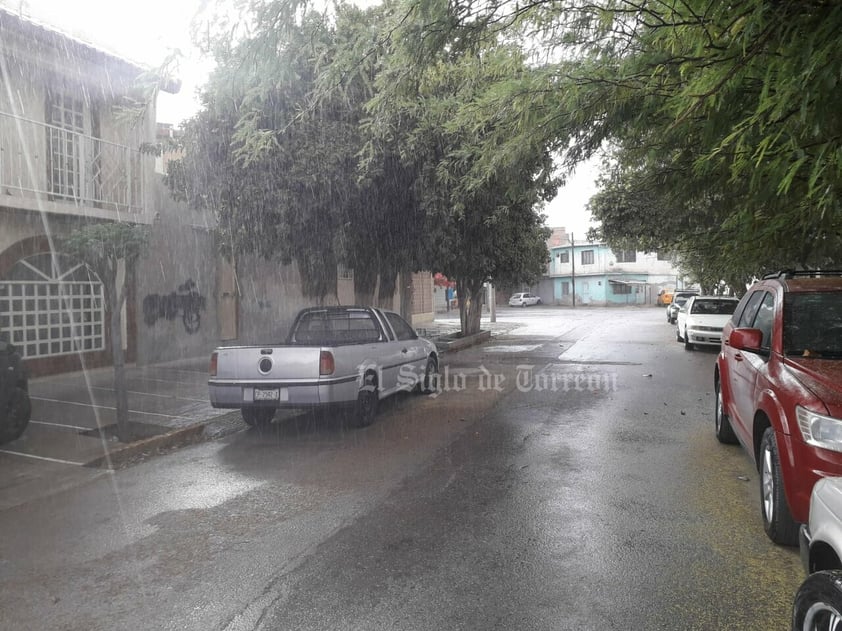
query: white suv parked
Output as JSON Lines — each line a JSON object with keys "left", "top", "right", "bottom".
{"left": 793, "top": 477, "right": 842, "bottom": 628}
{"left": 508, "top": 292, "right": 542, "bottom": 307}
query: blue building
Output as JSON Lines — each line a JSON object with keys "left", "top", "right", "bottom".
{"left": 540, "top": 234, "right": 682, "bottom": 306}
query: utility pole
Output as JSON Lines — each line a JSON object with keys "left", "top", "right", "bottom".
{"left": 488, "top": 282, "right": 496, "bottom": 322}
{"left": 570, "top": 232, "right": 576, "bottom": 308}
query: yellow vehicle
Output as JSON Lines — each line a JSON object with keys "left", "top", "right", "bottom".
{"left": 657, "top": 288, "right": 675, "bottom": 306}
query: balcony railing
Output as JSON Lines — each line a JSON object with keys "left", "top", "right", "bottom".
{"left": 0, "top": 110, "right": 145, "bottom": 214}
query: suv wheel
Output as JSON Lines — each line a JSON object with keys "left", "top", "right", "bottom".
{"left": 759, "top": 426, "right": 799, "bottom": 545}
{"left": 714, "top": 380, "right": 738, "bottom": 444}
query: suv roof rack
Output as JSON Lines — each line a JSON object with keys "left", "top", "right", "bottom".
{"left": 762, "top": 270, "right": 842, "bottom": 280}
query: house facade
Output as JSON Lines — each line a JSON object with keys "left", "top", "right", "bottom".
{"left": 537, "top": 228, "right": 685, "bottom": 306}
{"left": 0, "top": 9, "right": 179, "bottom": 376}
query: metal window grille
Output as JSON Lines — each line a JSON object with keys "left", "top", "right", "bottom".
{"left": 0, "top": 254, "right": 105, "bottom": 360}
{"left": 581, "top": 250, "right": 595, "bottom": 265}
{"left": 0, "top": 281, "right": 105, "bottom": 359}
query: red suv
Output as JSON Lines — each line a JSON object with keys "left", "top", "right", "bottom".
{"left": 714, "top": 271, "right": 842, "bottom": 545}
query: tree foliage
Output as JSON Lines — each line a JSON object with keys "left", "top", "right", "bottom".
{"left": 380, "top": 0, "right": 842, "bottom": 285}
{"left": 174, "top": 0, "right": 556, "bottom": 332}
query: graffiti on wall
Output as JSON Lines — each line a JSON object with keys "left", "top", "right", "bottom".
{"left": 143, "top": 279, "right": 206, "bottom": 334}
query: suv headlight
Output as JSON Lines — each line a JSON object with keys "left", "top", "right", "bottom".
{"left": 797, "top": 406, "right": 842, "bottom": 453}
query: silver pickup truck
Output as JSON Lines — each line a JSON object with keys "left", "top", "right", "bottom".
{"left": 209, "top": 306, "right": 439, "bottom": 428}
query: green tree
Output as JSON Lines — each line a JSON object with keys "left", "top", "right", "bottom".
{"left": 63, "top": 223, "right": 149, "bottom": 443}
{"left": 172, "top": 3, "right": 430, "bottom": 315}
{"left": 367, "top": 44, "right": 556, "bottom": 334}
{"left": 378, "top": 0, "right": 842, "bottom": 282}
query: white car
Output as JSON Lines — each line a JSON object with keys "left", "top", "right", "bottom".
{"left": 793, "top": 477, "right": 842, "bottom": 629}
{"left": 509, "top": 292, "right": 542, "bottom": 307}
{"left": 676, "top": 296, "right": 739, "bottom": 350}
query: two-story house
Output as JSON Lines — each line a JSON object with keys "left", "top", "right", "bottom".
{"left": 0, "top": 9, "right": 178, "bottom": 376}
{"left": 540, "top": 228, "right": 685, "bottom": 306}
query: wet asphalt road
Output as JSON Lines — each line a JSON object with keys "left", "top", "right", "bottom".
{"left": 0, "top": 307, "right": 802, "bottom": 630}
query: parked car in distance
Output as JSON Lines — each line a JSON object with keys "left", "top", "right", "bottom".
{"left": 793, "top": 477, "right": 842, "bottom": 629}
{"left": 676, "top": 295, "right": 740, "bottom": 349}
{"left": 509, "top": 292, "right": 542, "bottom": 307}
{"left": 0, "top": 335, "right": 31, "bottom": 445}
{"left": 667, "top": 291, "right": 699, "bottom": 324}
{"left": 209, "top": 306, "right": 439, "bottom": 429}
{"left": 657, "top": 288, "right": 675, "bottom": 306}
{"left": 714, "top": 271, "right": 842, "bottom": 546}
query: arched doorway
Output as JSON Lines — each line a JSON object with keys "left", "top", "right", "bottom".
{"left": 0, "top": 252, "right": 105, "bottom": 360}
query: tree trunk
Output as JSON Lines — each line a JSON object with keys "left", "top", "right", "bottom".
{"left": 399, "top": 268, "right": 413, "bottom": 322}
{"left": 377, "top": 270, "right": 397, "bottom": 309}
{"left": 297, "top": 250, "right": 338, "bottom": 305}
{"left": 457, "top": 277, "right": 484, "bottom": 336}
{"left": 107, "top": 281, "right": 131, "bottom": 443}
{"left": 354, "top": 264, "right": 377, "bottom": 306}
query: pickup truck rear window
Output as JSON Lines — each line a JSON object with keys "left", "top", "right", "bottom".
{"left": 291, "top": 310, "right": 382, "bottom": 345}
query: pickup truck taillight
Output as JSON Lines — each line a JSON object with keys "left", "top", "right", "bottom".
{"left": 319, "top": 351, "right": 335, "bottom": 376}
{"left": 209, "top": 351, "right": 218, "bottom": 377}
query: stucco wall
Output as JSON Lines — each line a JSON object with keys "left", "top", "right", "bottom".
{"left": 133, "top": 179, "right": 220, "bottom": 365}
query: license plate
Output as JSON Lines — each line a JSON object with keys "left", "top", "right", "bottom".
{"left": 254, "top": 388, "right": 280, "bottom": 401}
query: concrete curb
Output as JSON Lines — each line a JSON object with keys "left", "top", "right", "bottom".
{"left": 435, "top": 329, "right": 492, "bottom": 353}
{"left": 84, "top": 423, "right": 207, "bottom": 469}
{"left": 83, "top": 411, "right": 247, "bottom": 469}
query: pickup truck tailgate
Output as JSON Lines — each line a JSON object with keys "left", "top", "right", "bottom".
{"left": 209, "top": 346, "right": 334, "bottom": 409}
{"left": 213, "top": 346, "right": 323, "bottom": 381}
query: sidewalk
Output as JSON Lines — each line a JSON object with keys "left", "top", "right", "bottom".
{"left": 11, "top": 357, "right": 243, "bottom": 469}
{"left": 8, "top": 317, "right": 504, "bottom": 469}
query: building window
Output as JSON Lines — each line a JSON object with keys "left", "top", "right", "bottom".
{"left": 612, "top": 283, "right": 632, "bottom": 295}
{"left": 615, "top": 250, "right": 636, "bottom": 263}
{"left": 561, "top": 281, "right": 570, "bottom": 296}
{"left": 581, "top": 250, "right": 594, "bottom": 265}
{"left": 0, "top": 253, "right": 104, "bottom": 359}
{"left": 557, "top": 251, "right": 569, "bottom": 263}
{"left": 47, "top": 92, "right": 87, "bottom": 200}
{"left": 657, "top": 251, "right": 670, "bottom": 261}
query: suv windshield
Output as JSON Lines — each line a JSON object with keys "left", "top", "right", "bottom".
{"left": 690, "top": 299, "right": 737, "bottom": 315}
{"left": 784, "top": 292, "right": 842, "bottom": 357}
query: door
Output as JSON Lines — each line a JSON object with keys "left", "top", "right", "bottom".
{"left": 726, "top": 290, "right": 770, "bottom": 438}
{"left": 383, "top": 311, "right": 427, "bottom": 393}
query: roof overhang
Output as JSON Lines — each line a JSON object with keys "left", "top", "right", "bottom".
{"left": 608, "top": 279, "right": 648, "bottom": 285}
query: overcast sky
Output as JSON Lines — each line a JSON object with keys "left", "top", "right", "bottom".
{"left": 4, "top": 0, "right": 598, "bottom": 233}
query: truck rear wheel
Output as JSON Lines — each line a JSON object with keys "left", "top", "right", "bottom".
{"left": 354, "top": 373, "right": 378, "bottom": 428}
{"left": 242, "top": 407, "right": 275, "bottom": 428}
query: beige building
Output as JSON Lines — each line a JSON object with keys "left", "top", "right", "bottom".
{"left": 0, "top": 9, "right": 178, "bottom": 376}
